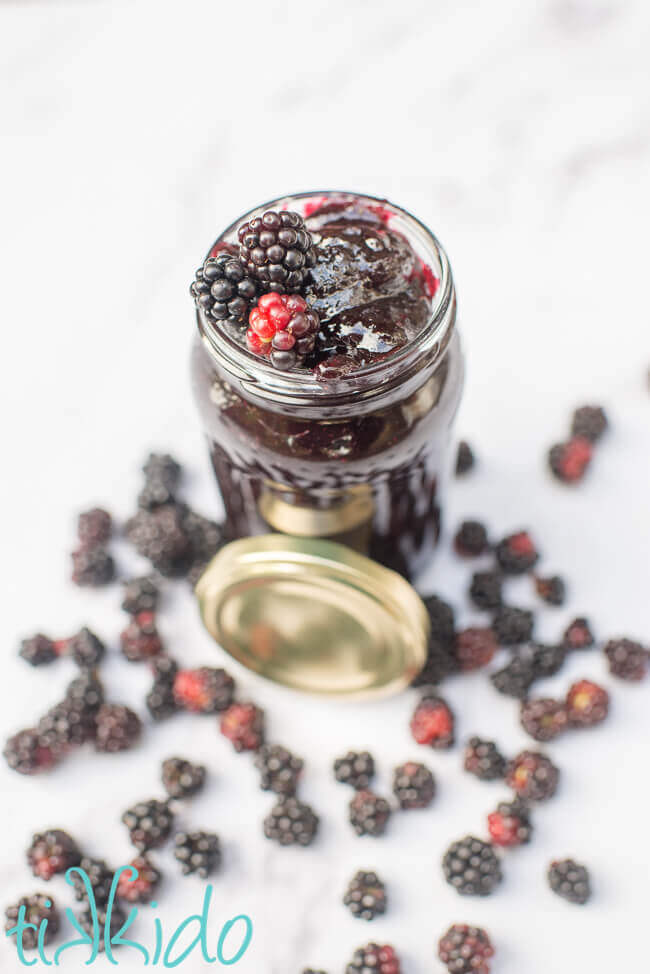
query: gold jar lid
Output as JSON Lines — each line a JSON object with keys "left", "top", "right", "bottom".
{"left": 195, "top": 535, "right": 430, "bottom": 699}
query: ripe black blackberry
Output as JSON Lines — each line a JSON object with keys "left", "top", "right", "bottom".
{"left": 604, "top": 637, "right": 649, "bottom": 681}
{"left": 412, "top": 593, "right": 458, "bottom": 686}
{"left": 263, "top": 797, "right": 319, "bottom": 847}
{"left": 454, "top": 520, "right": 489, "bottom": 557}
{"left": 520, "top": 697, "right": 568, "bottom": 742}
{"left": 548, "top": 858, "right": 591, "bottom": 904}
{"left": 125, "top": 504, "right": 192, "bottom": 577}
{"left": 562, "top": 617, "right": 595, "bottom": 651}
{"left": 463, "top": 737, "right": 507, "bottom": 781}
{"left": 495, "top": 531, "right": 539, "bottom": 575}
{"left": 238, "top": 210, "right": 315, "bottom": 293}
{"left": 67, "top": 628, "right": 106, "bottom": 668}
{"left": 423, "top": 593, "right": 456, "bottom": 645}
{"left": 27, "top": 829, "right": 81, "bottom": 880}
{"left": 192, "top": 252, "right": 260, "bottom": 325}
{"left": 38, "top": 700, "right": 95, "bottom": 750}
{"left": 94, "top": 704, "right": 142, "bottom": 753}
{"left": 5, "top": 893, "right": 60, "bottom": 950}
{"left": 65, "top": 671, "right": 105, "bottom": 729}
{"left": 343, "top": 870, "right": 387, "bottom": 921}
{"left": 492, "top": 606, "right": 534, "bottom": 645}
{"left": 77, "top": 902, "right": 126, "bottom": 952}
{"left": 455, "top": 627, "right": 498, "bottom": 671}
{"left": 345, "top": 943, "right": 401, "bottom": 974}
{"left": 571, "top": 405, "right": 608, "bottom": 442}
{"left": 490, "top": 654, "right": 536, "bottom": 699}
{"left": 161, "top": 757, "right": 206, "bottom": 800}
{"left": 116, "top": 856, "right": 161, "bottom": 904}
{"left": 19, "top": 633, "right": 58, "bottom": 667}
{"left": 78, "top": 508, "right": 113, "bottom": 546}
{"left": 181, "top": 509, "right": 224, "bottom": 569}
{"left": 138, "top": 453, "right": 182, "bottom": 510}
{"left": 349, "top": 790, "right": 392, "bottom": 837}
{"left": 532, "top": 643, "right": 567, "bottom": 679}
{"left": 534, "top": 574, "right": 566, "bottom": 606}
{"left": 392, "top": 761, "right": 435, "bottom": 809}
{"left": 3, "top": 727, "right": 61, "bottom": 775}
{"left": 174, "top": 831, "right": 221, "bottom": 878}
{"left": 255, "top": 744, "right": 303, "bottom": 795}
{"left": 506, "top": 750, "right": 559, "bottom": 802}
{"left": 71, "top": 545, "right": 115, "bottom": 587}
{"left": 442, "top": 835, "right": 502, "bottom": 897}
{"left": 333, "top": 751, "right": 375, "bottom": 790}
{"left": 71, "top": 857, "right": 114, "bottom": 904}
{"left": 146, "top": 656, "right": 180, "bottom": 722}
{"left": 455, "top": 440, "right": 475, "bottom": 475}
{"left": 122, "top": 576, "right": 160, "bottom": 615}
{"left": 438, "top": 924, "right": 494, "bottom": 974}
{"left": 469, "top": 570, "right": 503, "bottom": 611}
{"left": 122, "top": 799, "right": 174, "bottom": 852}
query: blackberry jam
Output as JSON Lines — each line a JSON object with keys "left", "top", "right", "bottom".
{"left": 191, "top": 192, "right": 464, "bottom": 579}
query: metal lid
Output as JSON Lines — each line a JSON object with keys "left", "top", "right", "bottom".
{"left": 195, "top": 535, "right": 429, "bottom": 699}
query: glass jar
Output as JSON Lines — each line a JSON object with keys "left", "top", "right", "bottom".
{"left": 191, "top": 191, "right": 464, "bottom": 580}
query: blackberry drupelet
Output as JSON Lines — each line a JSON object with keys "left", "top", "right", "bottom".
{"left": 490, "top": 654, "right": 536, "bottom": 700}
{"left": 469, "top": 570, "right": 503, "bottom": 611}
{"left": 78, "top": 508, "right": 112, "bottom": 547}
{"left": 122, "top": 799, "right": 174, "bottom": 852}
{"left": 173, "top": 666, "right": 235, "bottom": 714}
{"left": 146, "top": 657, "right": 180, "bottom": 722}
{"left": 263, "top": 797, "right": 319, "bottom": 847}
{"left": 349, "top": 790, "right": 391, "bottom": 837}
{"left": 116, "top": 856, "right": 161, "bottom": 904}
{"left": 343, "top": 871, "right": 387, "bottom": 921}
{"left": 392, "top": 761, "right": 435, "bottom": 809}
{"left": 487, "top": 797, "right": 532, "bottom": 847}
{"left": 71, "top": 857, "right": 114, "bottom": 904}
{"left": 77, "top": 902, "right": 126, "bottom": 951}
{"left": 534, "top": 575, "right": 566, "bottom": 606}
{"left": 492, "top": 606, "right": 534, "bottom": 646}
{"left": 5, "top": 894, "right": 60, "bottom": 950}
{"left": 161, "top": 757, "right": 206, "bottom": 800}
{"left": 125, "top": 504, "right": 192, "bottom": 577}
{"left": 238, "top": 210, "right": 315, "bottom": 293}
{"left": 565, "top": 680, "right": 609, "bottom": 727}
{"left": 120, "top": 612, "right": 163, "bottom": 662}
{"left": 548, "top": 437, "right": 592, "bottom": 483}
{"left": 19, "top": 634, "right": 57, "bottom": 667}
{"left": 345, "top": 943, "right": 401, "bottom": 974}
{"left": 71, "top": 546, "right": 115, "bottom": 587}
{"left": 410, "top": 693, "right": 454, "bottom": 748}
{"left": 463, "top": 737, "right": 507, "bottom": 781}
{"left": 453, "top": 520, "right": 489, "bottom": 557}
{"left": 333, "top": 751, "right": 375, "bottom": 790}
{"left": 531, "top": 642, "right": 567, "bottom": 679}
{"left": 94, "top": 704, "right": 142, "bottom": 753}
{"left": 455, "top": 440, "right": 475, "bottom": 475}
{"left": 571, "top": 405, "right": 608, "bottom": 442}
{"left": 191, "top": 252, "right": 260, "bottom": 326}
{"left": 506, "top": 751, "right": 559, "bottom": 802}
{"left": 520, "top": 698, "right": 568, "bottom": 742}
{"left": 548, "top": 858, "right": 591, "bottom": 904}
{"left": 67, "top": 628, "right": 106, "bottom": 669}
{"left": 442, "top": 836, "right": 502, "bottom": 897}
{"left": 3, "top": 728, "right": 61, "bottom": 775}
{"left": 255, "top": 744, "right": 303, "bottom": 795}
{"left": 604, "top": 637, "right": 648, "bottom": 681}
{"left": 495, "top": 531, "right": 539, "bottom": 575}
{"left": 121, "top": 576, "right": 159, "bottom": 615}
{"left": 174, "top": 831, "right": 221, "bottom": 878}
{"left": 438, "top": 924, "right": 494, "bottom": 974}
{"left": 455, "top": 627, "right": 498, "bottom": 671}
{"left": 562, "top": 617, "right": 595, "bottom": 651}
{"left": 27, "top": 829, "right": 81, "bottom": 880}
{"left": 220, "top": 702, "right": 265, "bottom": 752}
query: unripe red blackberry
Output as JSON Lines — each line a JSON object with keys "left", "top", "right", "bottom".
{"left": 238, "top": 210, "right": 315, "bottom": 293}
{"left": 438, "top": 924, "right": 494, "bottom": 974}
{"left": 246, "top": 292, "right": 320, "bottom": 370}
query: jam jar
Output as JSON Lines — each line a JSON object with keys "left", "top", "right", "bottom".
{"left": 191, "top": 191, "right": 464, "bottom": 580}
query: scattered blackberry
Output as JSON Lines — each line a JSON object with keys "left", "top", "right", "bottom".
{"left": 506, "top": 751, "right": 559, "bottom": 802}
{"left": 120, "top": 611, "right": 163, "bottom": 662}
{"left": 174, "top": 831, "right": 221, "bottom": 878}
{"left": 71, "top": 545, "right": 115, "bottom": 587}
{"left": 487, "top": 797, "right": 532, "bottom": 847}
{"left": 442, "top": 836, "right": 502, "bottom": 897}
{"left": 563, "top": 617, "right": 595, "bottom": 651}
{"left": 122, "top": 576, "right": 159, "bottom": 615}
{"left": 77, "top": 902, "right": 126, "bottom": 951}
{"left": 220, "top": 701, "right": 265, "bottom": 752}
{"left": 410, "top": 693, "right": 455, "bottom": 748}
{"left": 532, "top": 642, "right": 567, "bottom": 679}
{"left": 349, "top": 790, "right": 392, "bottom": 837}
{"left": 65, "top": 671, "right": 105, "bottom": 727}
{"left": 263, "top": 797, "right": 319, "bottom": 847}
{"left": 438, "top": 924, "right": 494, "bottom": 974}
{"left": 333, "top": 751, "right": 375, "bottom": 790}
{"left": 548, "top": 437, "right": 593, "bottom": 483}
{"left": 392, "top": 761, "right": 435, "bottom": 809}
{"left": 454, "top": 520, "right": 489, "bottom": 557}
{"left": 174, "top": 666, "right": 235, "bottom": 714}
{"left": 122, "top": 799, "right": 174, "bottom": 851}
{"left": 548, "top": 858, "right": 591, "bottom": 904}
{"left": 38, "top": 699, "right": 95, "bottom": 749}
{"left": 138, "top": 453, "right": 182, "bottom": 510}
{"left": 534, "top": 575, "right": 566, "bottom": 606}
{"left": 345, "top": 943, "right": 401, "bottom": 974}
{"left": 5, "top": 893, "right": 60, "bottom": 950}
{"left": 255, "top": 744, "right": 303, "bottom": 795}
{"left": 78, "top": 508, "right": 112, "bottom": 546}
{"left": 67, "top": 627, "right": 106, "bottom": 668}
{"left": 191, "top": 252, "right": 260, "bottom": 327}
{"left": 492, "top": 606, "right": 534, "bottom": 645}
{"left": 181, "top": 509, "right": 224, "bottom": 575}
{"left": 455, "top": 440, "right": 475, "bottom": 476}
{"left": 604, "top": 637, "right": 648, "bottom": 681}
{"left": 455, "top": 627, "right": 498, "bottom": 671}
{"left": 125, "top": 504, "right": 192, "bottom": 577}
{"left": 520, "top": 698, "right": 568, "bottom": 742}
{"left": 146, "top": 656, "right": 180, "bottom": 722}
{"left": 490, "top": 654, "right": 536, "bottom": 700}
{"left": 238, "top": 210, "right": 315, "bottom": 294}
{"left": 495, "top": 531, "right": 538, "bottom": 575}
{"left": 463, "top": 737, "right": 506, "bottom": 781}
{"left": 571, "top": 405, "right": 608, "bottom": 442}
{"left": 565, "top": 680, "right": 609, "bottom": 727}
{"left": 94, "top": 704, "right": 142, "bottom": 753}
{"left": 246, "top": 292, "right": 320, "bottom": 369}
{"left": 116, "top": 856, "right": 161, "bottom": 904}
{"left": 412, "top": 593, "right": 458, "bottom": 686}
{"left": 469, "top": 570, "right": 503, "bottom": 611}
{"left": 343, "top": 871, "right": 387, "bottom": 921}
{"left": 19, "top": 633, "right": 58, "bottom": 667}
{"left": 27, "top": 829, "right": 81, "bottom": 880}
{"left": 161, "top": 757, "right": 206, "bottom": 800}
{"left": 423, "top": 593, "right": 456, "bottom": 645}
{"left": 3, "top": 727, "right": 61, "bottom": 775}
{"left": 71, "top": 857, "right": 114, "bottom": 904}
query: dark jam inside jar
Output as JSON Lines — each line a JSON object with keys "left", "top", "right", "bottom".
{"left": 191, "top": 191, "right": 464, "bottom": 579}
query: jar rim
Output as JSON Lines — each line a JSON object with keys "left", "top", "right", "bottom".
{"left": 196, "top": 190, "right": 456, "bottom": 407}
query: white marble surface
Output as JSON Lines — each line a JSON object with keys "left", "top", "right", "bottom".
{"left": 1, "top": 0, "right": 649, "bottom": 971}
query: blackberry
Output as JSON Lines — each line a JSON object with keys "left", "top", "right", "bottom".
{"left": 38, "top": 700, "right": 95, "bottom": 749}
{"left": 65, "top": 671, "right": 105, "bottom": 725}
{"left": 392, "top": 761, "right": 435, "bottom": 809}
{"left": 333, "top": 750, "right": 375, "bottom": 790}
{"left": 604, "top": 637, "right": 648, "bottom": 681}
{"left": 146, "top": 656, "right": 180, "bottom": 722}
{"left": 125, "top": 504, "right": 192, "bottom": 577}
{"left": 174, "top": 831, "right": 221, "bottom": 878}
{"left": 263, "top": 797, "right": 319, "bottom": 847}
{"left": 116, "top": 856, "right": 161, "bottom": 904}
{"left": 191, "top": 252, "right": 260, "bottom": 326}
{"left": 565, "top": 680, "right": 609, "bottom": 727}
{"left": 469, "top": 570, "right": 503, "bottom": 611}
{"left": 534, "top": 575, "right": 566, "bottom": 606}
{"left": 438, "top": 924, "right": 494, "bottom": 974}
{"left": 122, "top": 799, "right": 174, "bottom": 851}
{"left": 78, "top": 508, "right": 112, "bottom": 546}
{"left": 238, "top": 210, "right": 315, "bottom": 294}
{"left": 120, "top": 611, "right": 163, "bottom": 662}
{"left": 495, "top": 531, "right": 539, "bottom": 575}
{"left": 548, "top": 437, "right": 593, "bottom": 483}
{"left": 345, "top": 943, "right": 401, "bottom": 974}
{"left": 492, "top": 606, "right": 534, "bottom": 645}
{"left": 548, "top": 858, "right": 591, "bottom": 904}
{"left": 67, "top": 627, "right": 106, "bottom": 668}
{"left": 531, "top": 642, "right": 567, "bottom": 679}
{"left": 161, "top": 757, "right": 206, "bottom": 800}
{"left": 121, "top": 576, "right": 159, "bottom": 615}
{"left": 71, "top": 545, "right": 115, "bottom": 587}
{"left": 463, "top": 737, "right": 507, "bottom": 781}
{"left": 571, "top": 405, "right": 608, "bottom": 442}
{"left": 487, "top": 797, "right": 532, "bottom": 847}
{"left": 413, "top": 594, "right": 458, "bottom": 685}
{"left": 422, "top": 593, "right": 456, "bottom": 645}
{"left": 138, "top": 453, "right": 182, "bottom": 510}
{"left": 490, "top": 654, "right": 536, "bottom": 700}
{"left": 455, "top": 627, "right": 498, "bottom": 671}
{"left": 95, "top": 704, "right": 142, "bottom": 753}
{"left": 343, "top": 871, "right": 387, "bottom": 921}
{"left": 19, "top": 633, "right": 58, "bottom": 667}
{"left": 220, "top": 701, "right": 265, "bottom": 752}
{"left": 174, "top": 666, "right": 235, "bottom": 714}
{"left": 453, "top": 520, "right": 489, "bottom": 557}
{"left": 563, "top": 617, "right": 595, "bottom": 651}
{"left": 506, "top": 750, "right": 559, "bottom": 802}
{"left": 349, "top": 790, "right": 392, "bottom": 837}
{"left": 442, "top": 836, "right": 502, "bottom": 897}
{"left": 27, "top": 829, "right": 81, "bottom": 880}
{"left": 71, "top": 857, "right": 114, "bottom": 904}
{"left": 410, "top": 693, "right": 454, "bottom": 748}
{"left": 3, "top": 727, "right": 61, "bottom": 775}
{"left": 181, "top": 509, "right": 224, "bottom": 572}
{"left": 5, "top": 893, "right": 60, "bottom": 950}
{"left": 520, "top": 698, "right": 568, "bottom": 742}
{"left": 455, "top": 440, "right": 475, "bottom": 476}
{"left": 255, "top": 744, "right": 303, "bottom": 795}
{"left": 77, "top": 902, "right": 126, "bottom": 952}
